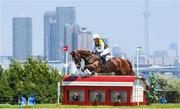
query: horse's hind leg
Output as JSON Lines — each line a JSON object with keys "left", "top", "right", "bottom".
{"left": 102, "top": 65, "right": 114, "bottom": 73}
{"left": 129, "top": 71, "right": 136, "bottom": 75}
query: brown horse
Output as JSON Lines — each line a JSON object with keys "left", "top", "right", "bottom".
{"left": 70, "top": 49, "right": 135, "bottom": 75}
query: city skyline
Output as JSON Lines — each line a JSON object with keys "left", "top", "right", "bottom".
{"left": 0, "top": 0, "right": 180, "bottom": 56}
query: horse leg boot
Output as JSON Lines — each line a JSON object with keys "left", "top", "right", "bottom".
{"left": 84, "top": 65, "right": 96, "bottom": 75}
{"left": 81, "top": 67, "right": 92, "bottom": 75}
{"left": 84, "top": 69, "right": 93, "bottom": 75}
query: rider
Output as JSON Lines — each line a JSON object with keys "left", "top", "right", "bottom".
{"left": 92, "top": 34, "right": 112, "bottom": 64}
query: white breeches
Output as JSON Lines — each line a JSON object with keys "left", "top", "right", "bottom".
{"left": 100, "top": 48, "right": 112, "bottom": 61}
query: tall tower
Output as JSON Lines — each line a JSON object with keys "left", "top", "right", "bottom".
{"left": 143, "top": 0, "right": 151, "bottom": 55}
{"left": 13, "top": 17, "right": 32, "bottom": 60}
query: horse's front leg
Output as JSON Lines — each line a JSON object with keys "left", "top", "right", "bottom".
{"left": 80, "top": 65, "right": 95, "bottom": 75}
{"left": 84, "top": 64, "right": 96, "bottom": 72}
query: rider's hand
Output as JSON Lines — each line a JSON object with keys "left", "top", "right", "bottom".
{"left": 92, "top": 51, "right": 97, "bottom": 55}
{"left": 96, "top": 54, "right": 101, "bottom": 59}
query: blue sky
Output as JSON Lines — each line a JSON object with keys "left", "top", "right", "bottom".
{"left": 0, "top": 0, "right": 179, "bottom": 56}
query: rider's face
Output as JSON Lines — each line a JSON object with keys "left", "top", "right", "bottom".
{"left": 94, "top": 38, "right": 99, "bottom": 46}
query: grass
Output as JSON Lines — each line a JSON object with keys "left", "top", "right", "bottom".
{"left": 0, "top": 103, "right": 180, "bottom": 108}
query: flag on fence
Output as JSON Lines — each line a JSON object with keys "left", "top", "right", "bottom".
{"left": 62, "top": 45, "right": 68, "bottom": 52}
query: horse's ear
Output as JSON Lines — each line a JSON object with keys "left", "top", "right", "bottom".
{"left": 70, "top": 51, "right": 75, "bottom": 56}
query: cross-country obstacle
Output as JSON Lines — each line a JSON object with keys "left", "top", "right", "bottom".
{"left": 62, "top": 76, "right": 150, "bottom": 106}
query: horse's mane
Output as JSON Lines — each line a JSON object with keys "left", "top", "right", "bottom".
{"left": 75, "top": 49, "right": 93, "bottom": 56}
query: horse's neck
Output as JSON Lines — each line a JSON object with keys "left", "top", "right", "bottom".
{"left": 78, "top": 51, "right": 98, "bottom": 64}
{"left": 77, "top": 50, "right": 91, "bottom": 62}
{"left": 79, "top": 52, "right": 90, "bottom": 60}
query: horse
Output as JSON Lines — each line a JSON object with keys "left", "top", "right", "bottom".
{"left": 70, "top": 49, "right": 135, "bottom": 75}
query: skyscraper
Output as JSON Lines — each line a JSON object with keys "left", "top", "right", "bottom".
{"left": 72, "top": 25, "right": 80, "bottom": 51}
{"left": 64, "top": 24, "right": 80, "bottom": 62}
{"left": 44, "top": 11, "right": 58, "bottom": 61}
{"left": 56, "top": 7, "right": 76, "bottom": 62}
{"left": 13, "top": 17, "right": 32, "bottom": 60}
{"left": 77, "top": 27, "right": 93, "bottom": 50}
{"left": 169, "top": 43, "right": 178, "bottom": 57}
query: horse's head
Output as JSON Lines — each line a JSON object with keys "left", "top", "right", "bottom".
{"left": 70, "top": 50, "right": 81, "bottom": 69}
{"left": 70, "top": 49, "right": 100, "bottom": 70}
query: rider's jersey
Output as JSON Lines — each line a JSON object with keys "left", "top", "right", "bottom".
{"left": 94, "top": 38, "right": 108, "bottom": 53}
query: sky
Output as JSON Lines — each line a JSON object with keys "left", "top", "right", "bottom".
{"left": 0, "top": 0, "right": 180, "bottom": 56}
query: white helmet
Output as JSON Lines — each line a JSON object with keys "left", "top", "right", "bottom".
{"left": 93, "top": 34, "right": 100, "bottom": 39}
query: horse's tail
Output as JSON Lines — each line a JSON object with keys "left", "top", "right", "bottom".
{"left": 126, "top": 60, "right": 135, "bottom": 75}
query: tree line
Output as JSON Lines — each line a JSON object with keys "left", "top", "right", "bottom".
{"left": 0, "top": 57, "right": 180, "bottom": 104}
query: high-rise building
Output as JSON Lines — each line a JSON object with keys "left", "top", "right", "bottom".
{"left": 72, "top": 25, "right": 80, "bottom": 51}
{"left": 44, "top": 11, "right": 58, "bottom": 61}
{"left": 13, "top": 17, "right": 32, "bottom": 60}
{"left": 56, "top": 7, "right": 76, "bottom": 62}
{"left": 169, "top": 43, "right": 178, "bottom": 57}
{"left": 112, "top": 45, "right": 121, "bottom": 57}
{"left": 64, "top": 24, "right": 80, "bottom": 62}
{"left": 77, "top": 27, "right": 93, "bottom": 50}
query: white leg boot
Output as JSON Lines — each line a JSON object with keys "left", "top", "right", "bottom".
{"left": 85, "top": 69, "right": 92, "bottom": 75}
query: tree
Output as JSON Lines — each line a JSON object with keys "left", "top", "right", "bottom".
{"left": 0, "top": 65, "right": 3, "bottom": 78}
{"left": 148, "top": 72, "right": 158, "bottom": 103}
{"left": 0, "top": 62, "right": 16, "bottom": 103}
{"left": 0, "top": 57, "right": 62, "bottom": 104}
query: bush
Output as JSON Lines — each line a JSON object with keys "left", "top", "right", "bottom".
{"left": 0, "top": 57, "right": 62, "bottom": 104}
{"left": 157, "top": 73, "right": 180, "bottom": 93}
{"left": 157, "top": 73, "right": 180, "bottom": 103}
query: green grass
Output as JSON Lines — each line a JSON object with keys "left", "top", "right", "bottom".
{"left": 0, "top": 103, "right": 180, "bottom": 108}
